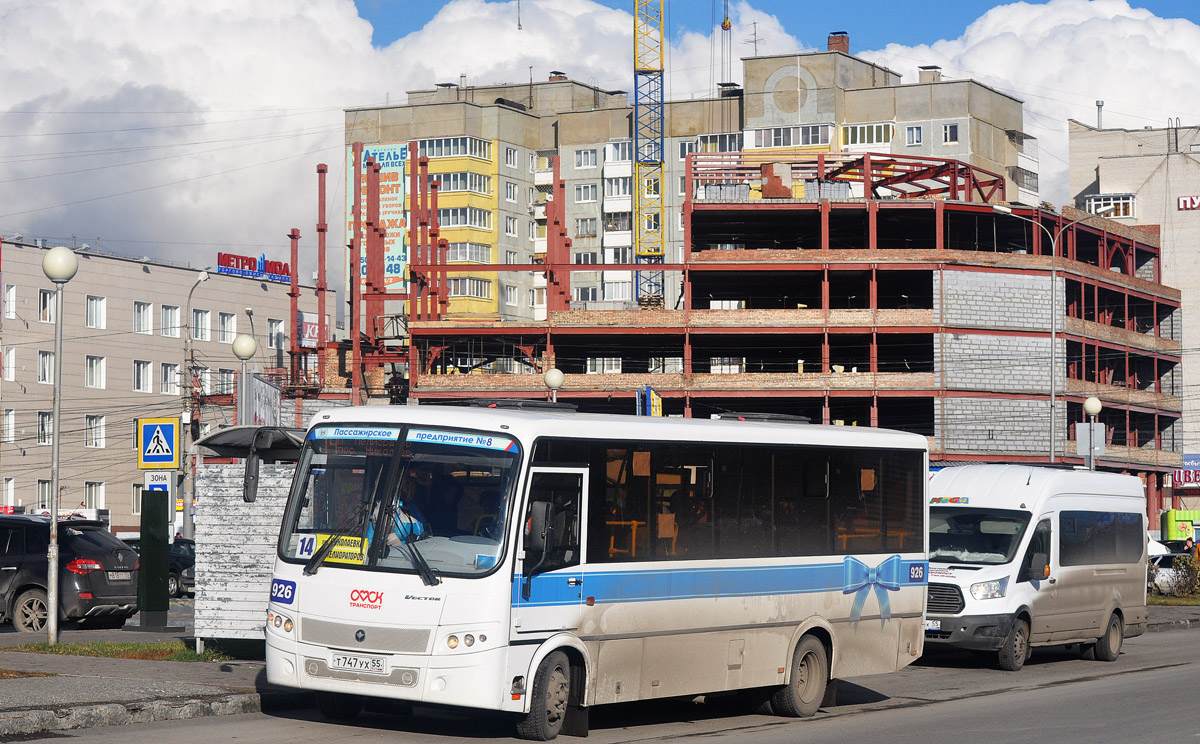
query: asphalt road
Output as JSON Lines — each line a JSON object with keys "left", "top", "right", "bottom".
{"left": 31, "top": 628, "right": 1199, "bottom": 743}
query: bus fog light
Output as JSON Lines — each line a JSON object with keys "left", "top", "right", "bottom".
{"left": 274, "top": 615, "right": 283, "bottom": 628}
{"left": 283, "top": 658, "right": 294, "bottom": 675}
{"left": 283, "top": 619, "right": 293, "bottom": 632}
{"left": 432, "top": 677, "right": 447, "bottom": 692}
{"left": 479, "top": 634, "right": 487, "bottom": 643}
{"left": 447, "top": 635, "right": 459, "bottom": 649}
{"left": 464, "top": 634, "right": 475, "bottom": 647}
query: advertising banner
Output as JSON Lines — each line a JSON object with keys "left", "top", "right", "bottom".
{"left": 345, "top": 143, "right": 409, "bottom": 294}
{"left": 250, "top": 374, "right": 282, "bottom": 427}
{"left": 1175, "top": 454, "right": 1200, "bottom": 489}
{"left": 297, "top": 310, "right": 327, "bottom": 349}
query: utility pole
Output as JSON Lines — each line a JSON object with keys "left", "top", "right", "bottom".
{"left": 181, "top": 271, "right": 209, "bottom": 540}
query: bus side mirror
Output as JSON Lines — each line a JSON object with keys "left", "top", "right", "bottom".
{"left": 242, "top": 452, "right": 260, "bottom": 503}
{"left": 1027, "top": 552, "right": 1049, "bottom": 581}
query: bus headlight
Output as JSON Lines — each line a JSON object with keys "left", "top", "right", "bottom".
{"left": 267, "top": 610, "right": 295, "bottom": 635}
{"left": 970, "top": 578, "right": 1009, "bottom": 600}
{"left": 447, "top": 635, "right": 459, "bottom": 649}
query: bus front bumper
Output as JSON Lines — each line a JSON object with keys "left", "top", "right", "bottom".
{"left": 923, "top": 613, "right": 1017, "bottom": 651}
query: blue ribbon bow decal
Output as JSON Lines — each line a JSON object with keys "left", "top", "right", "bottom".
{"left": 843, "top": 555, "right": 903, "bottom": 626}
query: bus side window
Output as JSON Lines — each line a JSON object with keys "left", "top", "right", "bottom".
{"left": 526, "top": 471, "right": 582, "bottom": 572}
{"left": 1018, "top": 519, "right": 1051, "bottom": 583}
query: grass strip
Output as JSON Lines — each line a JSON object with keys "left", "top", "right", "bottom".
{"left": 1149, "top": 594, "right": 1200, "bottom": 606}
{"left": 0, "top": 668, "right": 56, "bottom": 679}
{"left": 9, "top": 641, "right": 233, "bottom": 662}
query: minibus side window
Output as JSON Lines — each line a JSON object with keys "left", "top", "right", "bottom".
{"left": 1018, "top": 519, "right": 1051, "bottom": 583}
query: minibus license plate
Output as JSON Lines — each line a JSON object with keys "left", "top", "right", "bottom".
{"left": 331, "top": 653, "right": 387, "bottom": 675}
{"left": 108, "top": 571, "right": 132, "bottom": 582}
{"left": 923, "top": 619, "right": 941, "bottom": 631}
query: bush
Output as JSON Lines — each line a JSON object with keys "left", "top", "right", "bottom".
{"left": 1169, "top": 554, "right": 1200, "bottom": 596}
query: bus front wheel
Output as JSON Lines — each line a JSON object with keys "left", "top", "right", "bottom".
{"left": 770, "top": 636, "right": 827, "bottom": 718}
{"left": 516, "top": 651, "right": 571, "bottom": 741}
{"left": 315, "top": 691, "right": 364, "bottom": 720}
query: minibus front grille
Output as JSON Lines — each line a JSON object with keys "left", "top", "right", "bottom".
{"left": 301, "top": 618, "right": 431, "bottom": 654}
{"left": 926, "top": 583, "right": 965, "bottom": 614}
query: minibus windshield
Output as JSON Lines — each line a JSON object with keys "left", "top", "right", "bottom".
{"left": 929, "top": 507, "right": 1031, "bottom": 565}
{"left": 279, "top": 425, "right": 521, "bottom": 578}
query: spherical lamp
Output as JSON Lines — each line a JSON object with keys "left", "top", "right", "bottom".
{"left": 232, "top": 334, "right": 257, "bottom": 361}
{"left": 42, "top": 246, "right": 78, "bottom": 284}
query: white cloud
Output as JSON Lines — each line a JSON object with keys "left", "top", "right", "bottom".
{"left": 858, "top": 0, "right": 1200, "bottom": 204}
{"left": 0, "top": 0, "right": 1194, "bottom": 282}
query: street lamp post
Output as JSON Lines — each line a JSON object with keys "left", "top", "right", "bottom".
{"left": 544, "top": 368, "right": 564, "bottom": 403}
{"left": 42, "top": 245, "right": 78, "bottom": 646}
{"left": 233, "top": 334, "right": 257, "bottom": 424}
{"left": 180, "top": 271, "right": 209, "bottom": 541}
{"left": 992, "top": 205, "right": 1115, "bottom": 464}
{"left": 1084, "top": 396, "right": 1103, "bottom": 471}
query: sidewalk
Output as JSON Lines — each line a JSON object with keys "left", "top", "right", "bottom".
{"left": 1, "top": 603, "right": 1198, "bottom": 738}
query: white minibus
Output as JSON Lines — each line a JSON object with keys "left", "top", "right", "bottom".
{"left": 261, "top": 405, "right": 929, "bottom": 739}
{"left": 925, "top": 465, "right": 1147, "bottom": 671}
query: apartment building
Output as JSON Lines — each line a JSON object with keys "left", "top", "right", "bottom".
{"left": 0, "top": 240, "right": 319, "bottom": 532}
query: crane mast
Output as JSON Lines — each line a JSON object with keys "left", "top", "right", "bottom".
{"left": 633, "top": 0, "right": 665, "bottom": 307}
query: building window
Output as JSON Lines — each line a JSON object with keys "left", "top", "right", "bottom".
{"left": 905, "top": 126, "right": 923, "bottom": 146}
{"left": 574, "top": 218, "right": 598, "bottom": 237}
{"left": 505, "top": 147, "right": 518, "bottom": 168}
{"left": 416, "top": 136, "right": 490, "bottom": 160}
{"left": 586, "top": 357, "right": 622, "bottom": 374}
{"left": 678, "top": 140, "right": 696, "bottom": 161}
{"left": 529, "top": 153, "right": 537, "bottom": 172}
{"left": 604, "top": 177, "right": 632, "bottom": 198}
{"left": 37, "top": 480, "right": 51, "bottom": 509}
{"left": 161, "top": 305, "right": 180, "bottom": 338}
{"left": 605, "top": 140, "right": 632, "bottom": 162}
{"left": 85, "top": 355, "right": 106, "bottom": 389}
{"left": 505, "top": 250, "right": 519, "bottom": 264}
{"left": 751, "top": 125, "right": 831, "bottom": 148}
{"left": 217, "top": 369, "right": 235, "bottom": 395}
{"left": 710, "top": 356, "right": 746, "bottom": 374}
{"left": 678, "top": 211, "right": 685, "bottom": 231}
{"left": 698, "top": 132, "right": 743, "bottom": 152}
{"left": 575, "top": 149, "right": 597, "bottom": 169}
{"left": 575, "top": 183, "right": 598, "bottom": 203}
{"left": 1011, "top": 166, "right": 1040, "bottom": 193}
{"left": 133, "top": 360, "right": 152, "bottom": 393}
{"left": 133, "top": 301, "right": 152, "bottom": 334}
{"left": 86, "top": 295, "right": 106, "bottom": 329}
{"left": 192, "top": 309, "right": 210, "bottom": 341}
{"left": 161, "top": 362, "right": 180, "bottom": 395}
{"left": 574, "top": 286, "right": 598, "bottom": 302}
{"left": 841, "top": 122, "right": 894, "bottom": 146}
{"left": 447, "top": 277, "right": 492, "bottom": 299}
{"left": 574, "top": 252, "right": 598, "bottom": 265}
{"left": 644, "top": 212, "right": 661, "bottom": 231}
{"left": 446, "top": 242, "right": 491, "bottom": 263}
{"left": 505, "top": 216, "right": 519, "bottom": 237}
{"left": 943, "top": 123, "right": 959, "bottom": 144}
{"left": 605, "top": 212, "right": 632, "bottom": 232}
{"left": 195, "top": 366, "right": 211, "bottom": 395}
{"left": 2, "top": 347, "right": 12, "bottom": 382}
{"left": 2, "top": 409, "right": 13, "bottom": 443}
{"left": 85, "top": 415, "right": 105, "bottom": 448}
{"left": 606, "top": 246, "right": 634, "bottom": 264}
{"left": 678, "top": 176, "right": 687, "bottom": 197}
{"left": 603, "top": 281, "right": 632, "bottom": 300}
{"left": 39, "top": 289, "right": 55, "bottom": 324}
{"left": 3, "top": 285, "right": 13, "bottom": 319}
{"left": 2, "top": 477, "right": 12, "bottom": 506}
{"left": 131, "top": 484, "right": 142, "bottom": 515}
{"left": 530, "top": 221, "right": 543, "bottom": 241}
{"left": 1085, "top": 193, "right": 1134, "bottom": 218}
{"left": 37, "top": 411, "right": 52, "bottom": 445}
{"left": 504, "top": 285, "right": 518, "bottom": 306}
{"left": 37, "top": 350, "right": 54, "bottom": 384}
{"left": 529, "top": 288, "right": 545, "bottom": 307}
{"left": 84, "top": 482, "right": 104, "bottom": 509}
{"left": 643, "top": 177, "right": 661, "bottom": 197}
{"left": 218, "top": 312, "right": 236, "bottom": 343}
{"left": 437, "top": 207, "right": 491, "bottom": 229}
{"left": 428, "top": 171, "right": 491, "bottom": 195}
{"left": 505, "top": 181, "right": 518, "bottom": 202}
{"left": 268, "top": 318, "right": 284, "bottom": 349}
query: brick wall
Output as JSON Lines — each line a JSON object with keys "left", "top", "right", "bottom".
{"left": 936, "top": 332, "right": 1061, "bottom": 395}
{"left": 935, "top": 397, "right": 1060, "bottom": 455}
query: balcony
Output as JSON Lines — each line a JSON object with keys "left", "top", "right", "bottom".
{"left": 1064, "top": 378, "right": 1182, "bottom": 413}
{"left": 1063, "top": 317, "right": 1181, "bottom": 355}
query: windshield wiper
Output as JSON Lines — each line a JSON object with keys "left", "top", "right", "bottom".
{"left": 384, "top": 504, "right": 440, "bottom": 587}
{"left": 303, "top": 501, "right": 370, "bottom": 576}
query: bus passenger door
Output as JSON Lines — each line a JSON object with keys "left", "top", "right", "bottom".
{"left": 514, "top": 467, "right": 588, "bottom": 635}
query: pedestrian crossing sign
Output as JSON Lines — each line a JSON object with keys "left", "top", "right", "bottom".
{"left": 138, "top": 417, "right": 180, "bottom": 469}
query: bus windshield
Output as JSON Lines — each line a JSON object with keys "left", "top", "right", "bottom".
{"left": 279, "top": 425, "right": 522, "bottom": 578}
{"left": 929, "top": 507, "right": 1031, "bottom": 565}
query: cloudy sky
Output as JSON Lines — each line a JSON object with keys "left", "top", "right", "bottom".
{"left": 1, "top": 0, "right": 1197, "bottom": 283}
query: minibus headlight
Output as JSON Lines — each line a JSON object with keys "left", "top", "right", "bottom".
{"left": 970, "top": 577, "right": 1009, "bottom": 600}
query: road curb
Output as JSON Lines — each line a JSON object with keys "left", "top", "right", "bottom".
{"left": 0, "top": 689, "right": 313, "bottom": 738}
{"left": 1146, "top": 619, "right": 1200, "bottom": 633}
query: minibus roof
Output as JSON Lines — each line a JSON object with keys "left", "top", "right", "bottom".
{"left": 930, "top": 464, "right": 1144, "bottom": 510}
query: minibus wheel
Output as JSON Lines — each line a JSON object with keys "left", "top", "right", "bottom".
{"left": 1093, "top": 613, "right": 1123, "bottom": 662}
{"left": 997, "top": 619, "right": 1029, "bottom": 671}
{"left": 516, "top": 650, "right": 571, "bottom": 741}
{"left": 770, "top": 635, "right": 827, "bottom": 718}
{"left": 315, "top": 691, "right": 364, "bottom": 720}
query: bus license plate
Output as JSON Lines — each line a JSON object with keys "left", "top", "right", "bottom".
{"left": 924, "top": 619, "right": 941, "bottom": 631}
{"left": 108, "top": 571, "right": 132, "bottom": 582}
{"left": 331, "top": 653, "right": 387, "bottom": 675}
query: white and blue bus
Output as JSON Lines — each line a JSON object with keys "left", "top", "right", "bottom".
{"left": 262, "top": 405, "right": 929, "bottom": 739}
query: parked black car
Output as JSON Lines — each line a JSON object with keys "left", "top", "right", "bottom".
{"left": 122, "top": 537, "right": 195, "bottom": 598}
{"left": 0, "top": 516, "right": 139, "bottom": 633}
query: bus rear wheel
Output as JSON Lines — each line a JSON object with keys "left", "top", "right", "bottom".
{"left": 315, "top": 691, "right": 364, "bottom": 720}
{"left": 770, "top": 636, "right": 827, "bottom": 718}
{"left": 516, "top": 651, "right": 571, "bottom": 741}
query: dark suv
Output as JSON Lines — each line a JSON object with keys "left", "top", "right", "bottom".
{"left": 0, "top": 516, "right": 139, "bottom": 632}
{"left": 122, "top": 537, "right": 195, "bottom": 598}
